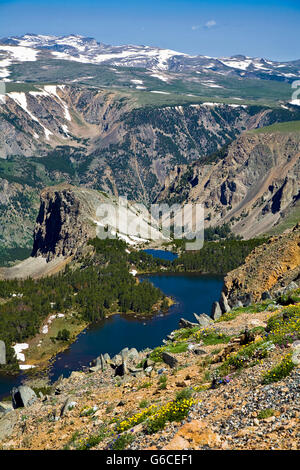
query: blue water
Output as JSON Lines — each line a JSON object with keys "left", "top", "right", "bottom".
{"left": 0, "top": 269, "right": 223, "bottom": 399}
{"left": 48, "top": 273, "right": 223, "bottom": 381}
{"left": 143, "top": 249, "right": 178, "bottom": 261}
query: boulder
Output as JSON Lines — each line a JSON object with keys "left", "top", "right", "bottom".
{"left": 115, "top": 359, "right": 128, "bottom": 377}
{"left": 240, "top": 326, "right": 255, "bottom": 345}
{"left": 193, "top": 348, "right": 207, "bottom": 356}
{"left": 219, "top": 292, "right": 231, "bottom": 314}
{"left": 120, "top": 348, "right": 129, "bottom": 360}
{"left": 0, "top": 402, "right": 13, "bottom": 414}
{"left": 211, "top": 302, "right": 222, "bottom": 320}
{"left": 285, "top": 281, "right": 298, "bottom": 292}
{"left": 12, "top": 385, "right": 37, "bottom": 409}
{"left": 162, "top": 352, "right": 178, "bottom": 368}
{"left": 91, "top": 353, "right": 107, "bottom": 371}
{"left": 179, "top": 318, "right": 198, "bottom": 329}
{"left": 193, "top": 313, "right": 213, "bottom": 328}
{"left": 0, "top": 340, "right": 6, "bottom": 365}
{"left": 112, "top": 354, "right": 122, "bottom": 365}
{"left": 128, "top": 348, "right": 139, "bottom": 360}
{"left": 261, "top": 291, "right": 271, "bottom": 300}
{"left": 0, "top": 411, "right": 17, "bottom": 441}
{"left": 143, "top": 358, "right": 155, "bottom": 369}
{"left": 60, "top": 397, "right": 77, "bottom": 417}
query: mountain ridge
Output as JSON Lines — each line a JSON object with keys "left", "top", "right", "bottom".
{"left": 1, "top": 33, "right": 300, "bottom": 81}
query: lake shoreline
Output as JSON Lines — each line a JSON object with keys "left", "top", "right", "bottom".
{"left": 0, "top": 294, "right": 175, "bottom": 379}
{"left": 0, "top": 262, "right": 223, "bottom": 399}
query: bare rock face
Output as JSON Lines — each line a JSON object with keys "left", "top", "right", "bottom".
{"left": 31, "top": 184, "right": 97, "bottom": 261}
{"left": 157, "top": 132, "right": 300, "bottom": 239}
{"left": 223, "top": 223, "right": 300, "bottom": 304}
{"left": 0, "top": 341, "right": 6, "bottom": 365}
{"left": 30, "top": 183, "right": 165, "bottom": 262}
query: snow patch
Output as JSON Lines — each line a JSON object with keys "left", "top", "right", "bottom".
{"left": 290, "top": 99, "right": 300, "bottom": 106}
{"left": 150, "top": 73, "right": 170, "bottom": 82}
{"left": 13, "top": 343, "right": 29, "bottom": 362}
{"left": 150, "top": 90, "right": 170, "bottom": 95}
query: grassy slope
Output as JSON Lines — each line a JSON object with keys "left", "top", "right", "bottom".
{"left": 8, "top": 59, "right": 291, "bottom": 108}
{"left": 250, "top": 120, "right": 300, "bottom": 134}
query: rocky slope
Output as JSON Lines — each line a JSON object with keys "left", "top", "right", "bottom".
{"left": 0, "top": 298, "right": 299, "bottom": 450}
{"left": 157, "top": 128, "right": 300, "bottom": 238}
{"left": 223, "top": 223, "right": 300, "bottom": 305}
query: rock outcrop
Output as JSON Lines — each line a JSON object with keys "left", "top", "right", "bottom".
{"left": 31, "top": 183, "right": 165, "bottom": 261}
{"left": 157, "top": 131, "right": 300, "bottom": 238}
{"left": 224, "top": 223, "right": 300, "bottom": 304}
{"left": 12, "top": 385, "right": 37, "bottom": 409}
{"left": 0, "top": 341, "right": 6, "bottom": 365}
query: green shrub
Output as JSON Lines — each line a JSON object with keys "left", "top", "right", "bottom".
{"left": 257, "top": 408, "right": 275, "bottom": 419}
{"left": 111, "top": 433, "right": 135, "bottom": 450}
{"left": 76, "top": 425, "right": 109, "bottom": 450}
{"left": 158, "top": 374, "right": 167, "bottom": 390}
{"left": 262, "top": 354, "right": 296, "bottom": 384}
{"left": 139, "top": 399, "right": 149, "bottom": 409}
{"left": 56, "top": 329, "right": 71, "bottom": 341}
{"left": 175, "top": 388, "right": 193, "bottom": 402}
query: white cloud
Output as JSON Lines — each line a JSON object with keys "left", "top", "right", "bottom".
{"left": 192, "top": 20, "right": 217, "bottom": 31}
{"left": 205, "top": 20, "right": 217, "bottom": 28}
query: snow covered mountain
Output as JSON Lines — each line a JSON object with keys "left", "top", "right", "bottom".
{"left": 1, "top": 33, "right": 299, "bottom": 81}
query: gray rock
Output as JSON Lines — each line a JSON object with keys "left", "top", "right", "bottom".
{"left": 144, "top": 358, "right": 155, "bottom": 369}
{"left": 193, "top": 349, "right": 207, "bottom": 356}
{"left": 261, "top": 291, "right": 271, "bottom": 300}
{"left": 0, "top": 411, "right": 17, "bottom": 440}
{"left": 120, "top": 348, "right": 129, "bottom": 360}
{"left": 89, "top": 365, "right": 101, "bottom": 373}
{"left": 0, "top": 340, "right": 6, "bottom": 365}
{"left": 240, "top": 293, "right": 253, "bottom": 307}
{"left": 179, "top": 318, "right": 198, "bottom": 329}
{"left": 115, "top": 359, "right": 128, "bottom": 377}
{"left": 193, "top": 313, "right": 213, "bottom": 327}
{"left": 12, "top": 385, "right": 37, "bottom": 409}
{"left": 60, "top": 397, "right": 77, "bottom": 417}
{"left": 211, "top": 301, "right": 222, "bottom": 320}
{"left": 285, "top": 281, "right": 298, "bottom": 292}
{"left": 92, "top": 353, "right": 107, "bottom": 371}
{"left": 0, "top": 402, "right": 13, "bottom": 414}
{"left": 128, "top": 348, "right": 139, "bottom": 360}
{"left": 219, "top": 292, "right": 231, "bottom": 314}
{"left": 162, "top": 352, "right": 178, "bottom": 368}
{"left": 112, "top": 354, "right": 122, "bottom": 365}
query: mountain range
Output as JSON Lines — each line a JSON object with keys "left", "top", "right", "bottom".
{"left": 0, "top": 34, "right": 299, "bottom": 262}
{"left": 1, "top": 33, "right": 300, "bottom": 80}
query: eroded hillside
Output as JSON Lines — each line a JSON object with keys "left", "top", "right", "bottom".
{"left": 157, "top": 128, "right": 300, "bottom": 238}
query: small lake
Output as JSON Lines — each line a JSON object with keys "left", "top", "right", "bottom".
{"left": 143, "top": 249, "right": 178, "bottom": 261}
{"left": 0, "top": 251, "right": 223, "bottom": 399}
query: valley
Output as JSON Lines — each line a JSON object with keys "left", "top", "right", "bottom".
{"left": 0, "top": 31, "right": 299, "bottom": 452}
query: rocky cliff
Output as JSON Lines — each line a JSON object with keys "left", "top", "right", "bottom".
{"left": 223, "top": 223, "right": 300, "bottom": 304}
{"left": 31, "top": 183, "right": 165, "bottom": 261}
{"left": 157, "top": 129, "right": 300, "bottom": 238}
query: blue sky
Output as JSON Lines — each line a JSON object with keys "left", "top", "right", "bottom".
{"left": 0, "top": 0, "right": 300, "bottom": 60}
